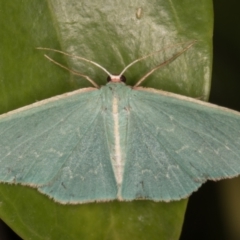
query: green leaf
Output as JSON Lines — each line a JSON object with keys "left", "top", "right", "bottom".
{"left": 0, "top": 184, "right": 187, "bottom": 240}
{"left": 0, "top": 0, "right": 213, "bottom": 239}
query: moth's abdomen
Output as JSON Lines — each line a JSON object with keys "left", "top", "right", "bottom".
{"left": 100, "top": 83, "right": 131, "bottom": 199}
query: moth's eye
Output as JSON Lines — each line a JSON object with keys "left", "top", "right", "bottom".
{"left": 120, "top": 75, "right": 126, "bottom": 83}
{"left": 107, "top": 76, "right": 111, "bottom": 82}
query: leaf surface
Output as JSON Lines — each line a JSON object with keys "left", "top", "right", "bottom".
{"left": 0, "top": 0, "right": 213, "bottom": 239}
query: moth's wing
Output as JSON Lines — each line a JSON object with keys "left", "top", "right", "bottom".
{"left": 121, "top": 88, "right": 240, "bottom": 201}
{"left": 0, "top": 88, "right": 117, "bottom": 203}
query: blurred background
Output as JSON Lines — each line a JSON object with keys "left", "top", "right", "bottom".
{"left": 1, "top": 0, "right": 240, "bottom": 239}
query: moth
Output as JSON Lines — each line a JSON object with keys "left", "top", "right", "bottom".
{"left": 0, "top": 41, "right": 240, "bottom": 204}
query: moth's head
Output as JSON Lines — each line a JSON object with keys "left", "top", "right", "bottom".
{"left": 107, "top": 75, "right": 126, "bottom": 83}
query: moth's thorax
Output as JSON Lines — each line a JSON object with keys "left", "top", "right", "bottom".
{"left": 100, "top": 82, "right": 131, "bottom": 111}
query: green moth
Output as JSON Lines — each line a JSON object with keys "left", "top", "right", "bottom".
{"left": 0, "top": 43, "right": 240, "bottom": 204}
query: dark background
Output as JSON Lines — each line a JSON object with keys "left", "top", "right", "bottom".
{"left": 181, "top": 0, "right": 240, "bottom": 239}
{"left": 1, "top": 0, "right": 240, "bottom": 239}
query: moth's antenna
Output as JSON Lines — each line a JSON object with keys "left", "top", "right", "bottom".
{"left": 119, "top": 40, "right": 196, "bottom": 77}
{"left": 37, "top": 48, "right": 113, "bottom": 76}
{"left": 134, "top": 40, "right": 196, "bottom": 87}
{"left": 36, "top": 47, "right": 120, "bottom": 87}
{"left": 43, "top": 54, "right": 99, "bottom": 88}
{"left": 37, "top": 40, "right": 196, "bottom": 87}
